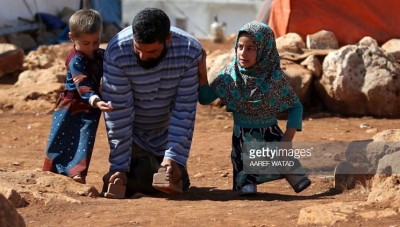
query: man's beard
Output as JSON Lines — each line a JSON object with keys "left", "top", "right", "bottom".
{"left": 135, "top": 44, "right": 168, "bottom": 69}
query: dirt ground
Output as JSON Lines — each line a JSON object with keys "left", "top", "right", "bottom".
{"left": 1, "top": 106, "right": 400, "bottom": 227}
{"left": 1, "top": 40, "right": 400, "bottom": 226}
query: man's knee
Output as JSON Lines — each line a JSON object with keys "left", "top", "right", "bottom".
{"left": 126, "top": 152, "right": 160, "bottom": 196}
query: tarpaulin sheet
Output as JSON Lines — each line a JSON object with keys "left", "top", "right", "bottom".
{"left": 262, "top": 0, "right": 400, "bottom": 46}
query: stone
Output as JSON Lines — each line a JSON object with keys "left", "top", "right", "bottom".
{"left": 280, "top": 59, "right": 313, "bottom": 105}
{"left": 276, "top": 33, "right": 305, "bottom": 54}
{"left": 0, "top": 193, "right": 26, "bottom": 227}
{"left": 300, "top": 55, "right": 322, "bottom": 77}
{"left": 0, "top": 187, "right": 26, "bottom": 208}
{"left": 314, "top": 36, "right": 400, "bottom": 117}
{"left": 298, "top": 202, "right": 355, "bottom": 226}
{"left": 0, "top": 43, "right": 24, "bottom": 77}
{"left": 306, "top": 30, "right": 339, "bottom": 49}
{"left": 334, "top": 161, "right": 354, "bottom": 190}
{"left": 381, "top": 38, "right": 400, "bottom": 60}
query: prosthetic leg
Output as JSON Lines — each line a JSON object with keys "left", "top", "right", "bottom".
{"left": 285, "top": 174, "right": 311, "bottom": 193}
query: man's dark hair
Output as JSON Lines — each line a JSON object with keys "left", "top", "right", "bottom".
{"left": 132, "top": 8, "right": 171, "bottom": 43}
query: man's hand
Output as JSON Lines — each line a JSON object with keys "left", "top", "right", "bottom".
{"left": 160, "top": 159, "right": 182, "bottom": 184}
{"left": 108, "top": 171, "right": 127, "bottom": 185}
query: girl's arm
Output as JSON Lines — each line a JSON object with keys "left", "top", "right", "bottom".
{"left": 198, "top": 49, "right": 218, "bottom": 104}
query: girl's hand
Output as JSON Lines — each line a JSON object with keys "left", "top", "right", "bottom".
{"left": 198, "top": 49, "right": 208, "bottom": 86}
{"left": 96, "top": 100, "right": 113, "bottom": 112}
{"left": 278, "top": 128, "right": 296, "bottom": 162}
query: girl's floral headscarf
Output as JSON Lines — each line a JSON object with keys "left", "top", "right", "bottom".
{"left": 210, "top": 21, "right": 298, "bottom": 118}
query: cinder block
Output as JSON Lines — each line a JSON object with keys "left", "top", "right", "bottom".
{"left": 104, "top": 178, "right": 126, "bottom": 199}
{"left": 152, "top": 172, "right": 183, "bottom": 194}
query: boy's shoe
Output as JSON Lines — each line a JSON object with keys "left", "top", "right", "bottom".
{"left": 72, "top": 175, "right": 86, "bottom": 184}
{"left": 103, "top": 178, "right": 126, "bottom": 199}
{"left": 239, "top": 184, "right": 257, "bottom": 196}
{"left": 152, "top": 165, "right": 183, "bottom": 194}
{"left": 285, "top": 174, "right": 311, "bottom": 193}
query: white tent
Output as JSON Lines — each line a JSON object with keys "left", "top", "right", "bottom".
{"left": 0, "top": 0, "right": 80, "bottom": 36}
{"left": 0, "top": 0, "right": 80, "bottom": 25}
{"left": 121, "top": 0, "right": 264, "bottom": 39}
{"left": 0, "top": 0, "right": 264, "bottom": 40}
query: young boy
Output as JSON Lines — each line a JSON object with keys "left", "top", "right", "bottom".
{"left": 42, "top": 9, "right": 113, "bottom": 184}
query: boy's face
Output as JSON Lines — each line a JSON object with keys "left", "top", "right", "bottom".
{"left": 236, "top": 33, "right": 257, "bottom": 69}
{"left": 69, "top": 32, "right": 101, "bottom": 58}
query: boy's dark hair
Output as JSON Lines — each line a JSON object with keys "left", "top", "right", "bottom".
{"left": 132, "top": 8, "right": 171, "bottom": 44}
{"left": 69, "top": 9, "right": 102, "bottom": 37}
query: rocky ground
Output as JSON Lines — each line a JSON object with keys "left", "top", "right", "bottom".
{"left": 0, "top": 39, "right": 399, "bottom": 227}
{"left": 1, "top": 107, "right": 400, "bottom": 226}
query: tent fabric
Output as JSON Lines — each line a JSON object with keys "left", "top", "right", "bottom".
{"left": 262, "top": 0, "right": 400, "bottom": 46}
{"left": 91, "top": 0, "right": 121, "bottom": 24}
{"left": 35, "top": 13, "right": 66, "bottom": 30}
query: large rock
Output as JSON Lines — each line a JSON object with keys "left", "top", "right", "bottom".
{"left": 0, "top": 43, "right": 24, "bottom": 77}
{"left": 0, "top": 169, "right": 100, "bottom": 204}
{"left": 0, "top": 193, "right": 26, "bottom": 227}
{"left": 206, "top": 48, "right": 234, "bottom": 84}
{"left": 345, "top": 129, "right": 400, "bottom": 175}
{"left": 338, "top": 129, "right": 400, "bottom": 208}
{"left": 23, "top": 42, "right": 73, "bottom": 70}
{"left": 306, "top": 30, "right": 339, "bottom": 50}
{"left": 0, "top": 65, "right": 65, "bottom": 114}
{"left": 280, "top": 59, "right": 313, "bottom": 105}
{"left": 381, "top": 38, "right": 400, "bottom": 60}
{"left": 314, "top": 36, "right": 400, "bottom": 117}
{"left": 297, "top": 202, "right": 355, "bottom": 226}
{"left": 276, "top": 33, "right": 305, "bottom": 54}
{"left": 15, "top": 65, "right": 66, "bottom": 86}
{"left": 0, "top": 187, "right": 26, "bottom": 208}
{"left": 375, "top": 152, "right": 400, "bottom": 175}
{"left": 300, "top": 55, "right": 323, "bottom": 78}
{"left": 368, "top": 173, "right": 400, "bottom": 208}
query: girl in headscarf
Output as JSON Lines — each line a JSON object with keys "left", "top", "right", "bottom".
{"left": 198, "top": 21, "right": 311, "bottom": 195}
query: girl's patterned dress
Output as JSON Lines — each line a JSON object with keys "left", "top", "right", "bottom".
{"left": 199, "top": 21, "right": 307, "bottom": 191}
